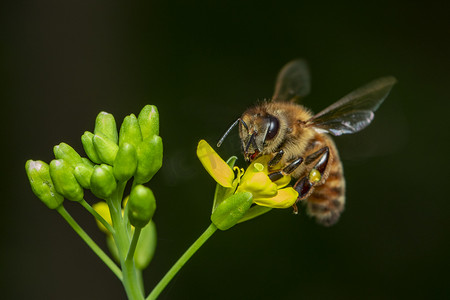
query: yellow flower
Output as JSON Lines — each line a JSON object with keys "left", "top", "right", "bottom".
{"left": 92, "top": 197, "right": 128, "bottom": 234}
{"left": 196, "top": 140, "right": 298, "bottom": 209}
{"left": 92, "top": 201, "right": 113, "bottom": 234}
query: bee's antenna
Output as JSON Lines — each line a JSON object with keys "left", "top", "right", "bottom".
{"left": 217, "top": 118, "right": 248, "bottom": 147}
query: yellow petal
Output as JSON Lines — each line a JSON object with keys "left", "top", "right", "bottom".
{"left": 246, "top": 155, "right": 271, "bottom": 175}
{"left": 238, "top": 172, "right": 278, "bottom": 199}
{"left": 197, "top": 140, "right": 234, "bottom": 188}
{"left": 239, "top": 156, "right": 270, "bottom": 186}
{"left": 92, "top": 201, "right": 112, "bottom": 234}
{"left": 243, "top": 155, "right": 292, "bottom": 189}
{"left": 253, "top": 187, "right": 299, "bottom": 209}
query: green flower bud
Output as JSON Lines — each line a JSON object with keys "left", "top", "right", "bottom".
{"left": 93, "top": 133, "right": 119, "bottom": 165}
{"left": 53, "top": 142, "right": 83, "bottom": 167}
{"left": 94, "top": 111, "right": 118, "bottom": 144}
{"left": 113, "top": 143, "right": 137, "bottom": 182}
{"left": 238, "top": 205, "right": 272, "bottom": 224}
{"left": 74, "top": 163, "right": 94, "bottom": 189}
{"left": 134, "top": 221, "right": 157, "bottom": 270}
{"left": 90, "top": 164, "right": 117, "bottom": 199}
{"left": 138, "top": 105, "right": 159, "bottom": 140}
{"left": 81, "top": 131, "right": 102, "bottom": 164}
{"left": 25, "top": 160, "right": 64, "bottom": 209}
{"left": 211, "top": 192, "right": 253, "bottom": 230}
{"left": 49, "top": 159, "right": 84, "bottom": 202}
{"left": 81, "top": 157, "right": 94, "bottom": 167}
{"left": 119, "top": 114, "right": 142, "bottom": 148}
{"left": 128, "top": 185, "right": 156, "bottom": 228}
{"left": 135, "top": 135, "right": 163, "bottom": 184}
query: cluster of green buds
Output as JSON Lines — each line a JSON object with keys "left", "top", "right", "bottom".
{"left": 25, "top": 105, "right": 162, "bottom": 299}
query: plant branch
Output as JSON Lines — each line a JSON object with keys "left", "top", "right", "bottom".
{"left": 146, "top": 223, "right": 217, "bottom": 300}
{"left": 56, "top": 205, "right": 122, "bottom": 280}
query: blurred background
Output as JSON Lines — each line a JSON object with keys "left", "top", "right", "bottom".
{"left": 2, "top": 1, "right": 449, "bottom": 299}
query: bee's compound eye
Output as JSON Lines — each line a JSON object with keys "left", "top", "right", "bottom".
{"left": 265, "top": 115, "right": 280, "bottom": 141}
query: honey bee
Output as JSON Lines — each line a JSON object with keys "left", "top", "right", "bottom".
{"left": 218, "top": 60, "right": 396, "bottom": 226}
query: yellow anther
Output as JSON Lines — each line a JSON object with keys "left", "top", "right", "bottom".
{"left": 253, "top": 163, "right": 264, "bottom": 172}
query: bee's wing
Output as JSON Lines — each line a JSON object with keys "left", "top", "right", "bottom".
{"left": 272, "top": 59, "right": 311, "bottom": 102}
{"left": 308, "top": 76, "right": 397, "bottom": 136}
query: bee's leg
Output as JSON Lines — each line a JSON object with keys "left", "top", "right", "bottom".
{"left": 268, "top": 171, "right": 284, "bottom": 182}
{"left": 268, "top": 149, "right": 284, "bottom": 167}
{"left": 309, "top": 146, "right": 329, "bottom": 176}
{"left": 305, "top": 146, "right": 329, "bottom": 166}
{"left": 294, "top": 147, "right": 330, "bottom": 201}
{"left": 283, "top": 157, "right": 304, "bottom": 174}
{"left": 268, "top": 157, "right": 304, "bottom": 182}
{"left": 294, "top": 177, "right": 313, "bottom": 200}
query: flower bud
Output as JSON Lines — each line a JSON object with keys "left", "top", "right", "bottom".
{"left": 93, "top": 133, "right": 119, "bottom": 165}
{"left": 53, "top": 143, "right": 83, "bottom": 167}
{"left": 92, "top": 201, "right": 112, "bottom": 234}
{"left": 90, "top": 164, "right": 117, "bottom": 199}
{"left": 128, "top": 185, "right": 156, "bottom": 228}
{"left": 81, "top": 131, "right": 102, "bottom": 164}
{"left": 81, "top": 157, "right": 94, "bottom": 167}
{"left": 138, "top": 105, "right": 159, "bottom": 140}
{"left": 238, "top": 205, "right": 272, "bottom": 223}
{"left": 119, "top": 114, "right": 142, "bottom": 148}
{"left": 94, "top": 111, "right": 118, "bottom": 144}
{"left": 113, "top": 142, "right": 137, "bottom": 182}
{"left": 49, "top": 159, "right": 84, "bottom": 202}
{"left": 74, "top": 163, "right": 94, "bottom": 189}
{"left": 211, "top": 192, "right": 253, "bottom": 230}
{"left": 134, "top": 221, "right": 157, "bottom": 270}
{"left": 25, "top": 160, "right": 64, "bottom": 209}
{"left": 135, "top": 135, "right": 163, "bottom": 184}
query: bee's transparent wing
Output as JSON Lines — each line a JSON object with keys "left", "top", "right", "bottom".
{"left": 272, "top": 59, "right": 311, "bottom": 102}
{"left": 309, "top": 76, "right": 397, "bottom": 136}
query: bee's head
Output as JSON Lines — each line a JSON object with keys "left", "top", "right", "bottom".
{"left": 239, "top": 112, "right": 280, "bottom": 161}
{"left": 217, "top": 109, "right": 281, "bottom": 162}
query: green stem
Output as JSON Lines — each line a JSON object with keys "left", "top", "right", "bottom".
{"left": 56, "top": 205, "right": 122, "bottom": 280}
{"left": 79, "top": 199, "right": 115, "bottom": 234}
{"left": 126, "top": 227, "right": 142, "bottom": 262}
{"left": 123, "top": 179, "right": 138, "bottom": 234}
{"left": 146, "top": 223, "right": 218, "bottom": 300}
{"left": 137, "top": 268, "right": 145, "bottom": 295}
{"left": 108, "top": 182, "right": 144, "bottom": 300}
{"left": 123, "top": 194, "right": 131, "bottom": 235}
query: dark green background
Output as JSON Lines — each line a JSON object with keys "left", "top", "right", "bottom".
{"left": 2, "top": 1, "right": 449, "bottom": 299}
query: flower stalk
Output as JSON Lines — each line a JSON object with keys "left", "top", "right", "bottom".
{"left": 146, "top": 223, "right": 218, "bottom": 300}
{"left": 107, "top": 182, "right": 144, "bottom": 300}
{"left": 56, "top": 205, "right": 122, "bottom": 280}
